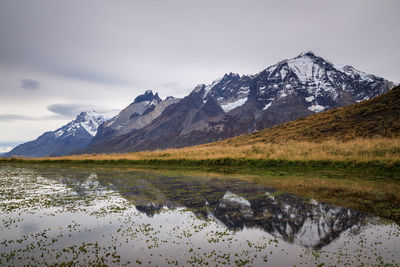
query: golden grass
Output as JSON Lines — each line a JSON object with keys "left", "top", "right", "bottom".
{"left": 30, "top": 137, "right": 400, "bottom": 164}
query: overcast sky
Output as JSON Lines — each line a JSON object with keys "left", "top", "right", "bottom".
{"left": 0, "top": 0, "right": 399, "bottom": 145}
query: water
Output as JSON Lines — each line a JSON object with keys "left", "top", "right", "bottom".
{"left": 0, "top": 164, "right": 399, "bottom": 266}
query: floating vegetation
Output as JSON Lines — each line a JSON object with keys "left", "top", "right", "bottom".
{"left": 0, "top": 164, "right": 399, "bottom": 266}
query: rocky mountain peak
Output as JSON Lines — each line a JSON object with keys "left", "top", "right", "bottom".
{"left": 93, "top": 90, "right": 181, "bottom": 144}
{"left": 298, "top": 51, "right": 316, "bottom": 58}
{"left": 222, "top": 72, "right": 240, "bottom": 81}
{"left": 55, "top": 111, "right": 105, "bottom": 138}
{"left": 188, "top": 52, "right": 394, "bottom": 117}
{"left": 75, "top": 111, "right": 102, "bottom": 122}
{"left": 132, "top": 90, "right": 161, "bottom": 105}
{"left": 75, "top": 110, "right": 99, "bottom": 122}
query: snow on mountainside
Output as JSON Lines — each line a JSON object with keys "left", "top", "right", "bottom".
{"left": 5, "top": 111, "right": 105, "bottom": 157}
{"left": 197, "top": 51, "right": 394, "bottom": 114}
{"left": 54, "top": 111, "right": 105, "bottom": 138}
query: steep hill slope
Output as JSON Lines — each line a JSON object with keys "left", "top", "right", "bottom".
{"left": 218, "top": 84, "right": 400, "bottom": 145}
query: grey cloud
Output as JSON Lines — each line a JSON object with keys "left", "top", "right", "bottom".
{"left": 159, "top": 81, "right": 180, "bottom": 89}
{"left": 47, "top": 104, "right": 91, "bottom": 118}
{"left": 0, "top": 0, "right": 398, "bottom": 87}
{"left": 54, "top": 68, "right": 132, "bottom": 86}
{"left": 0, "top": 114, "right": 35, "bottom": 121}
{"left": 0, "top": 141, "right": 21, "bottom": 147}
{"left": 158, "top": 81, "right": 184, "bottom": 96}
{"left": 0, "top": 104, "right": 118, "bottom": 123}
{"left": 47, "top": 103, "right": 118, "bottom": 118}
{"left": 0, "top": 114, "right": 60, "bottom": 121}
{"left": 20, "top": 79, "right": 40, "bottom": 90}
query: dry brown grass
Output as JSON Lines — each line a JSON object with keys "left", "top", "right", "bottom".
{"left": 32, "top": 137, "right": 400, "bottom": 164}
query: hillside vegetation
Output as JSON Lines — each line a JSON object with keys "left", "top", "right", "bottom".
{"left": 221, "top": 84, "right": 400, "bottom": 144}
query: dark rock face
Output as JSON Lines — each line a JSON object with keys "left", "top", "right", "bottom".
{"left": 83, "top": 51, "right": 394, "bottom": 153}
{"left": 132, "top": 90, "right": 162, "bottom": 105}
{"left": 91, "top": 90, "right": 180, "bottom": 146}
{"left": 5, "top": 111, "right": 104, "bottom": 157}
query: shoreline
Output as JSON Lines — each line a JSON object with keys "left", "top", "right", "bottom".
{"left": 1, "top": 158, "right": 399, "bottom": 224}
{"left": 1, "top": 157, "right": 399, "bottom": 176}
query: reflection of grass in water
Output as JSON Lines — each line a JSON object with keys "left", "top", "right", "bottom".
{"left": 247, "top": 173, "right": 400, "bottom": 226}
{"left": 3, "top": 161, "right": 400, "bottom": 225}
{"left": 5, "top": 162, "right": 400, "bottom": 225}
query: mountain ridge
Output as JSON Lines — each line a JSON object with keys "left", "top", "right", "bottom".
{"left": 82, "top": 51, "right": 394, "bottom": 153}
{"left": 91, "top": 90, "right": 180, "bottom": 145}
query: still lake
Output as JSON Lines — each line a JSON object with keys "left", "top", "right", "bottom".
{"left": 0, "top": 164, "right": 399, "bottom": 266}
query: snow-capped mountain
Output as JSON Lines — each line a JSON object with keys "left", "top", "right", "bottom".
{"left": 5, "top": 111, "right": 105, "bottom": 157}
{"left": 53, "top": 111, "right": 104, "bottom": 139}
{"left": 199, "top": 51, "right": 392, "bottom": 114}
{"left": 82, "top": 51, "right": 394, "bottom": 154}
{"left": 92, "top": 90, "right": 180, "bottom": 144}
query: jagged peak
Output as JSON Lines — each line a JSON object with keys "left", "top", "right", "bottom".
{"left": 214, "top": 72, "right": 240, "bottom": 85}
{"left": 78, "top": 110, "right": 98, "bottom": 116}
{"left": 132, "top": 90, "right": 162, "bottom": 105}
{"left": 75, "top": 110, "right": 103, "bottom": 122}
{"left": 222, "top": 72, "right": 240, "bottom": 79}
{"left": 53, "top": 111, "right": 105, "bottom": 139}
{"left": 298, "top": 51, "right": 316, "bottom": 57}
{"left": 192, "top": 84, "right": 206, "bottom": 93}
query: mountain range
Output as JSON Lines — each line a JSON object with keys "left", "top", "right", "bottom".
{"left": 4, "top": 51, "right": 395, "bottom": 157}
{"left": 82, "top": 51, "right": 394, "bottom": 153}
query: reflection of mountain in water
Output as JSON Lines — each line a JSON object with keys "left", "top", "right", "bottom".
{"left": 216, "top": 191, "right": 364, "bottom": 248}
{"left": 43, "top": 169, "right": 367, "bottom": 248}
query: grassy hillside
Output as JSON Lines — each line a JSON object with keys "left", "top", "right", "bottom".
{"left": 222, "top": 84, "right": 400, "bottom": 144}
